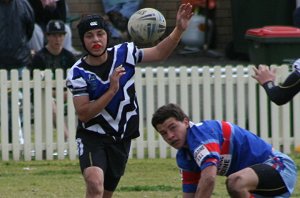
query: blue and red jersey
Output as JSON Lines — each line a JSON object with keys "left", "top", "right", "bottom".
{"left": 177, "top": 120, "right": 274, "bottom": 176}
{"left": 176, "top": 120, "right": 297, "bottom": 195}
{"left": 176, "top": 120, "right": 297, "bottom": 197}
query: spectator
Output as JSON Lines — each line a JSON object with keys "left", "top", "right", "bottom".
{"left": 29, "top": 20, "right": 77, "bottom": 76}
{"left": 100, "top": 0, "right": 143, "bottom": 46}
{"left": 66, "top": 3, "right": 193, "bottom": 197}
{"left": 151, "top": 103, "right": 297, "bottom": 198}
{"left": 294, "top": 0, "right": 300, "bottom": 27}
{"left": 28, "top": 0, "right": 81, "bottom": 56}
{"left": 29, "top": 20, "right": 77, "bottom": 141}
{"left": 295, "top": 7, "right": 300, "bottom": 27}
{"left": 0, "top": 0, "right": 34, "bottom": 69}
{"left": 0, "top": 0, "right": 35, "bottom": 143}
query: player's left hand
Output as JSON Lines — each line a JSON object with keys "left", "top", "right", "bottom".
{"left": 252, "top": 65, "right": 276, "bottom": 85}
{"left": 109, "top": 65, "right": 126, "bottom": 94}
{"left": 176, "top": 3, "right": 193, "bottom": 32}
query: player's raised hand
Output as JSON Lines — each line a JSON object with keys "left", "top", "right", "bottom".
{"left": 252, "top": 64, "right": 276, "bottom": 85}
{"left": 176, "top": 3, "right": 193, "bottom": 32}
{"left": 109, "top": 65, "right": 126, "bottom": 94}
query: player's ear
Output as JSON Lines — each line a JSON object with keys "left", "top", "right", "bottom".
{"left": 183, "top": 117, "right": 189, "bottom": 127}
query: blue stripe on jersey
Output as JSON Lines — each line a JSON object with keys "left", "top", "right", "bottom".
{"left": 66, "top": 42, "right": 143, "bottom": 139}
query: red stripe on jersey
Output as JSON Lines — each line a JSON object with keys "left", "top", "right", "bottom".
{"left": 181, "top": 170, "right": 201, "bottom": 185}
{"left": 204, "top": 158, "right": 218, "bottom": 164}
{"left": 221, "top": 121, "right": 231, "bottom": 154}
{"left": 205, "top": 142, "right": 220, "bottom": 153}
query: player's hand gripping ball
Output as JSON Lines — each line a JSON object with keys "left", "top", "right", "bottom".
{"left": 128, "top": 8, "right": 166, "bottom": 44}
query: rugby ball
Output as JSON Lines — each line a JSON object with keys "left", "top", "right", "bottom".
{"left": 128, "top": 8, "right": 166, "bottom": 44}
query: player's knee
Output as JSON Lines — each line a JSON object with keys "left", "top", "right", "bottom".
{"left": 86, "top": 176, "right": 104, "bottom": 195}
{"left": 84, "top": 168, "right": 104, "bottom": 195}
{"left": 226, "top": 174, "right": 244, "bottom": 196}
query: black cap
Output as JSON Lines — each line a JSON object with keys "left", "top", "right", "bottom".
{"left": 46, "top": 20, "right": 66, "bottom": 34}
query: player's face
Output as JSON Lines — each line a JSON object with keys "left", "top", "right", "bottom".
{"left": 83, "top": 29, "right": 107, "bottom": 56}
{"left": 155, "top": 117, "right": 189, "bottom": 149}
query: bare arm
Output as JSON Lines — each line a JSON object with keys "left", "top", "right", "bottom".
{"left": 142, "top": 3, "right": 193, "bottom": 62}
{"left": 195, "top": 165, "right": 217, "bottom": 198}
{"left": 73, "top": 65, "right": 125, "bottom": 123}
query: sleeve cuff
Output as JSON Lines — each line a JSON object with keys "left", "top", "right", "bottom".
{"left": 262, "top": 81, "right": 275, "bottom": 90}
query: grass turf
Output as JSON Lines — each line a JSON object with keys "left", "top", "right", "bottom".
{"left": 0, "top": 155, "right": 299, "bottom": 198}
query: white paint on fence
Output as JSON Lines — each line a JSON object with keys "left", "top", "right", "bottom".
{"left": 0, "top": 65, "right": 298, "bottom": 161}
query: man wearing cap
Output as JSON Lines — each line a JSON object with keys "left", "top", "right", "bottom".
{"left": 66, "top": 3, "right": 193, "bottom": 198}
{"left": 30, "top": 19, "right": 76, "bottom": 76}
{"left": 30, "top": 19, "right": 76, "bottom": 141}
{"left": 252, "top": 59, "right": 300, "bottom": 105}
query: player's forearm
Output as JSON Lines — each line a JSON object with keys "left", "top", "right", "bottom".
{"left": 150, "top": 27, "right": 183, "bottom": 61}
{"left": 76, "top": 90, "right": 116, "bottom": 123}
{"left": 195, "top": 177, "right": 215, "bottom": 198}
{"left": 160, "top": 27, "right": 182, "bottom": 57}
{"left": 262, "top": 71, "right": 300, "bottom": 105}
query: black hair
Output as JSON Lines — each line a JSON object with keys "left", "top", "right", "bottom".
{"left": 151, "top": 103, "right": 189, "bottom": 130}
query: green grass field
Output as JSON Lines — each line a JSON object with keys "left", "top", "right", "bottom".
{"left": 0, "top": 155, "right": 299, "bottom": 198}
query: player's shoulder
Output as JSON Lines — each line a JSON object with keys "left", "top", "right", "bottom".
{"left": 191, "top": 120, "right": 220, "bottom": 129}
{"left": 109, "top": 42, "right": 137, "bottom": 51}
{"left": 109, "top": 42, "right": 143, "bottom": 64}
{"left": 188, "top": 120, "right": 222, "bottom": 140}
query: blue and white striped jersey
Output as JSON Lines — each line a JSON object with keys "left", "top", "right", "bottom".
{"left": 66, "top": 42, "right": 143, "bottom": 139}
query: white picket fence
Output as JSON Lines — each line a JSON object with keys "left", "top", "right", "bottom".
{"left": 0, "top": 65, "right": 299, "bottom": 161}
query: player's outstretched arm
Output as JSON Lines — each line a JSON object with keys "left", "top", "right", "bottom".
{"left": 252, "top": 65, "right": 300, "bottom": 105}
{"left": 142, "top": 3, "right": 193, "bottom": 62}
{"left": 261, "top": 71, "right": 300, "bottom": 105}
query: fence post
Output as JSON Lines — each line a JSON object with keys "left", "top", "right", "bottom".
{"left": 55, "top": 69, "right": 65, "bottom": 159}
{"left": 145, "top": 67, "right": 155, "bottom": 158}
{"left": 22, "top": 69, "right": 32, "bottom": 161}
{"left": 203, "top": 66, "right": 212, "bottom": 120}
{"left": 11, "top": 70, "right": 21, "bottom": 160}
{"left": 157, "top": 67, "right": 167, "bottom": 158}
{"left": 134, "top": 67, "right": 144, "bottom": 159}
{"left": 236, "top": 66, "right": 246, "bottom": 128}
{"left": 0, "top": 70, "right": 9, "bottom": 160}
{"left": 33, "top": 70, "right": 43, "bottom": 160}
{"left": 213, "top": 66, "right": 223, "bottom": 120}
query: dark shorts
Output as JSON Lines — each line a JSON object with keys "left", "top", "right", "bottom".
{"left": 76, "top": 130, "right": 131, "bottom": 191}
{"left": 250, "top": 164, "right": 288, "bottom": 196}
